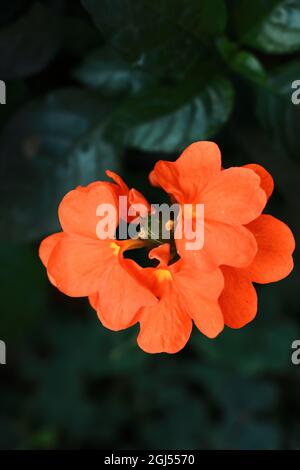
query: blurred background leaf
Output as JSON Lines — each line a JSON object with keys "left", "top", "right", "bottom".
{"left": 106, "top": 77, "right": 234, "bottom": 153}
{"left": 81, "top": 0, "right": 176, "bottom": 61}
{"left": 0, "top": 0, "right": 299, "bottom": 451}
{"left": 73, "top": 47, "right": 155, "bottom": 95}
{"left": 256, "top": 62, "right": 300, "bottom": 162}
{"left": 0, "top": 88, "right": 120, "bottom": 241}
{"left": 148, "top": 0, "right": 227, "bottom": 39}
{"left": 0, "top": 243, "right": 47, "bottom": 339}
{"left": 217, "top": 37, "right": 267, "bottom": 84}
{"left": 234, "top": 0, "right": 300, "bottom": 54}
{"left": 0, "top": 3, "right": 62, "bottom": 79}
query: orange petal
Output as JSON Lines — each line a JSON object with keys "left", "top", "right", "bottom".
{"left": 204, "top": 220, "right": 257, "bottom": 268}
{"left": 47, "top": 235, "right": 117, "bottom": 296}
{"left": 137, "top": 255, "right": 224, "bottom": 352}
{"left": 128, "top": 188, "right": 150, "bottom": 218}
{"left": 39, "top": 232, "right": 64, "bottom": 268}
{"left": 149, "top": 169, "right": 160, "bottom": 187}
{"left": 48, "top": 236, "right": 157, "bottom": 329}
{"left": 150, "top": 160, "right": 183, "bottom": 201}
{"left": 173, "top": 261, "right": 224, "bottom": 338}
{"left": 106, "top": 169, "right": 129, "bottom": 194}
{"left": 76, "top": 181, "right": 112, "bottom": 193}
{"left": 138, "top": 293, "right": 192, "bottom": 354}
{"left": 58, "top": 183, "right": 118, "bottom": 239}
{"left": 95, "top": 258, "right": 157, "bottom": 331}
{"left": 202, "top": 167, "right": 267, "bottom": 224}
{"left": 150, "top": 141, "right": 221, "bottom": 202}
{"left": 88, "top": 293, "right": 98, "bottom": 311}
{"left": 148, "top": 244, "right": 171, "bottom": 267}
{"left": 245, "top": 214, "right": 295, "bottom": 283}
{"left": 175, "top": 236, "right": 217, "bottom": 272}
{"left": 175, "top": 141, "right": 221, "bottom": 175}
{"left": 219, "top": 266, "right": 257, "bottom": 328}
{"left": 39, "top": 232, "right": 64, "bottom": 287}
{"left": 192, "top": 300, "right": 224, "bottom": 338}
{"left": 107, "top": 170, "right": 150, "bottom": 220}
{"left": 173, "top": 259, "right": 224, "bottom": 300}
{"left": 244, "top": 163, "right": 274, "bottom": 200}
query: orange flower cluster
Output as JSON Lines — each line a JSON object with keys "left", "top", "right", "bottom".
{"left": 39, "top": 142, "right": 295, "bottom": 353}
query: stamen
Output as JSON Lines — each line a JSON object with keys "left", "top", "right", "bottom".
{"left": 165, "top": 219, "right": 174, "bottom": 231}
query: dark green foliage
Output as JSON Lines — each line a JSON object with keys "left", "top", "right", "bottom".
{"left": 0, "top": 3, "right": 62, "bottom": 79}
{"left": 234, "top": 0, "right": 300, "bottom": 53}
{"left": 0, "top": 0, "right": 299, "bottom": 450}
{"left": 0, "top": 88, "right": 120, "bottom": 241}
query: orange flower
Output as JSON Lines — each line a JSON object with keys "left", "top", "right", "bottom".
{"left": 90, "top": 243, "right": 224, "bottom": 353}
{"left": 150, "top": 141, "right": 267, "bottom": 268}
{"left": 39, "top": 174, "right": 157, "bottom": 330}
{"left": 39, "top": 141, "right": 295, "bottom": 354}
{"left": 137, "top": 244, "right": 224, "bottom": 353}
{"left": 150, "top": 142, "right": 295, "bottom": 331}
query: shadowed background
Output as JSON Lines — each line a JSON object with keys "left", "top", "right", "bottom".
{"left": 0, "top": 0, "right": 300, "bottom": 450}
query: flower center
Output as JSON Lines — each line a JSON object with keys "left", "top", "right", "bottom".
{"left": 110, "top": 242, "right": 121, "bottom": 256}
{"left": 117, "top": 209, "right": 180, "bottom": 267}
{"left": 155, "top": 269, "right": 172, "bottom": 282}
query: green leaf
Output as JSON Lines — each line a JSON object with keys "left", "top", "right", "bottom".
{"left": 81, "top": 0, "right": 202, "bottom": 78}
{"left": 230, "top": 50, "right": 267, "bottom": 83}
{"left": 0, "top": 3, "right": 62, "bottom": 79}
{"left": 234, "top": 0, "right": 300, "bottom": 54}
{"left": 217, "top": 37, "right": 267, "bottom": 84}
{"left": 73, "top": 47, "right": 155, "bottom": 95}
{"left": 81, "top": 0, "right": 175, "bottom": 61}
{"left": 106, "top": 77, "right": 234, "bottom": 153}
{"left": 133, "top": 34, "right": 203, "bottom": 80}
{"left": 256, "top": 91, "right": 300, "bottom": 162}
{"left": 256, "top": 62, "right": 300, "bottom": 162}
{"left": 0, "top": 88, "right": 120, "bottom": 242}
{"left": 148, "top": 0, "right": 227, "bottom": 38}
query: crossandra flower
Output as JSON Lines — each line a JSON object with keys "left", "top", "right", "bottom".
{"left": 150, "top": 141, "right": 295, "bottom": 333}
{"left": 135, "top": 244, "right": 224, "bottom": 353}
{"left": 39, "top": 141, "right": 295, "bottom": 354}
{"left": 150, "top": 141, "right": 267, "bottom": 267}
{"left": 90, "top": 242, "right": 225, "bottom": 353}
{"left": 39, "top": 174, "right": 157, "bottom": 329}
